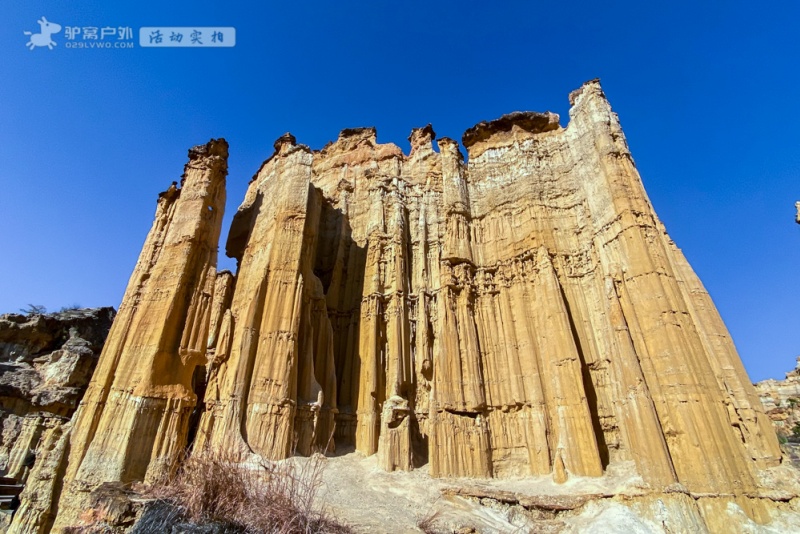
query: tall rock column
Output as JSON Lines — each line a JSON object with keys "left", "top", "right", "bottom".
{"left": 569, "top": 80, "right": 776, "bottom": 494}
{"left": 530, "top": 248, "right": 603, "bottom": 482}
{"left": 354, "top": 178, "right": 387, "bottom": 455}
{"left": 429, "top": 138, "right": 492, "bottom": 478}
{"left": 53, "top": 139, "right": 227, "bottom": 530}
{"left": 377, "top": 185, "right": 415, "bottom": 471}
{"left": 198, "top": 134, "right": 338, "bottom": 461}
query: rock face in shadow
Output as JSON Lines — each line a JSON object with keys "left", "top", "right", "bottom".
{"left": 0, "top": 309, "right": 115, "bottom": 417}
{"left": 0, "top": 308, "right": 116, "bottom": 481}
{"left": 0, "top": 308, "right": 115, "bottom": 533}
{"left": 12, "top": 82, "right": 793, "bottom": 533}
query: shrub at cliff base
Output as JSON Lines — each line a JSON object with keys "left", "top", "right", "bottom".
{"left": 136, "top": 451, "right": 351, "bottom": 534}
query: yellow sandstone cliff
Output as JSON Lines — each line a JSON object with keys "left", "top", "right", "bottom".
{"left": 10, "top": 80, "right": 795, "bottom": 533}
{"left": 43, "top": 139, "right": 227, "bottom": 532}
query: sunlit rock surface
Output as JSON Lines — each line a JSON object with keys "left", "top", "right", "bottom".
{"left": 11, "top": 81, "right": 799, "bottom": 534}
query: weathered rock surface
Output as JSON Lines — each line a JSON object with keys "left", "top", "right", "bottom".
{"left": 303, "top": 450, "right": 800, "bottom": 533}
{"left": 756, "top": 357, "right": 800, "bottom": 466}
{"left": 0, "top": 309, "right": 115, "bottom": 418}
{"left": 12, "top": 81, "right": 798, "bottom": 533}
{"left": 0, "top": 308, "right": 115, "bottom": 482}
{"left": 0, "top": 308, "right": 114, "bottom": 532}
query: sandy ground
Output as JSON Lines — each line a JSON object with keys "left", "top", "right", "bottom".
{"left": 291, "top": 450, "right": 648, "bottom": 533}
{"left": 268, "top": 450, "right": 800, "bottom": 534}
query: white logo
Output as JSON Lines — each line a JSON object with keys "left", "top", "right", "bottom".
{"left": 24, "top": 17, "right": 62, "bottom": 50}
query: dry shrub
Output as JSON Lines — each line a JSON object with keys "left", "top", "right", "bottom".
{"left": 141, "top": 450, "right": 350, "bottom": 534}
{"left": 416, "top": 507, "right": 447, "bottom": 534}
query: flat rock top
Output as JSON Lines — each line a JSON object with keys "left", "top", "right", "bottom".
{"left": 461, "top": 111, "right": 560, "bottom": 148}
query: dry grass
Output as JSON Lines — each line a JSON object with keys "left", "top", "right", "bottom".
{"left": 416, "top": 507, "right": 444, "bottom": 534}
{"left": 140, "top": 450, "right": 350, "bottom": 534}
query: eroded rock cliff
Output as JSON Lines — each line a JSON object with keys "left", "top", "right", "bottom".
{"left": 0, "top": 308, "right": 114, "bottom": 529}
{"left": 197, "top": 80, "right": 780, "bottom": 491}
{"left": 756, "top": 357, "right": 800, "bottom": 465}
{"left": 11, "top": 80, "right": 798, "bottom": 533}
{"left": 22, "top": 139, "right": 229, "bottom": 534}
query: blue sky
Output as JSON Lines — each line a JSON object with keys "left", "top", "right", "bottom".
{"left": 1, "top": 1, "right": 798, "bottom": 381}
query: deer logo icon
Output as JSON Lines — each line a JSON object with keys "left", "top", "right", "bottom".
{"left": 24, "top": 17, "right": 62, "bottom": 50}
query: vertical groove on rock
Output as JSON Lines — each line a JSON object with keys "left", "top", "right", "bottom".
{"left": 605, "top": 273, "right": 679, "bottom": 486}
{"left": 558, "top": 279, "right": 611, "bottom": 469}
{"left": 8, "top": 423, "right": 71, "bottom": 534}
{"left": 665, "top": 241, "right": 782, "bottom": 469}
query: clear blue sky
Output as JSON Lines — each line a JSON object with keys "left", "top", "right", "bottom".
{"left": 2, "top": 1, "right": 798, "bottom": 381}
